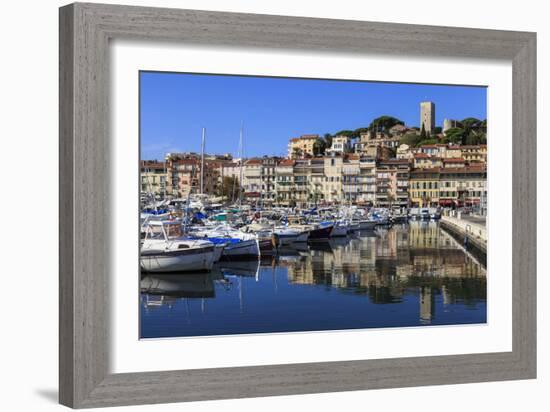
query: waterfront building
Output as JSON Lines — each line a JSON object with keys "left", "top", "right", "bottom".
{"left": 375, "top": 159, "right": 410, "bottom": 208}
{"left": 293, "top": 159, "right": 310, "bottom": 206}
{"left": 439, "top": 165, "right": 487, "bottom": 209}
{"left": 342, "top": 154, "right": 360, "bottom": 204}
{"left": 140, "top": 160, "right": 167, "bottom": 196}
{"left": 213, "top": 160, "right": 242, "bottom": 201}
{"left": 260, "top": 157, "right": 279, "bottom": 203}
{"left": 323, "top": 155, "right": 344, "bottom": 203}
{"left": 216, "top": 160, "right": 240, "bottom": 181}
{"left": 287, "top": 134, "right": 318, "bottom": 158}
{"left": 243, "top": 158, "right": 262, "bottom": 200}
{"left": 357, "top": 156, "right": 377, "bottom": 205}
{"left": 165, "top": 156, "right": 195, "bottom": 197}
{"left": 308, "top": 158, "right": 325, "bottom": 204}
{"left": 438, "top": 169, "right": 459, "bottom": 207}
{"left": 165, "top": 154, "right": 220, "bottom": 198}
{"left": 275, "top": 159, "right": 295, "bottom": 205}
{"left": 409, "top": 168, "right": 440, "bottom": 207}
{"left": 420, "top": 101, "right": 436, "bottom": 135}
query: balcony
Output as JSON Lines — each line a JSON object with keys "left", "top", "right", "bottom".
{"left": 342, "top": 168, "right": 360, "bottom": 175}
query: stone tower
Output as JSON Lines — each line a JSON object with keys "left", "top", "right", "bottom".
{"left": 420, "top": 101, "right": 435, "bottom": 135}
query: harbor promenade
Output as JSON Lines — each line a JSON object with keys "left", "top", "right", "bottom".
{"left": 440, "top": 212, "right": 487, "bottom": 256}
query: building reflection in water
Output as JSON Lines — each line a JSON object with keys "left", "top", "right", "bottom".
{"left": 140, "top": 221, "right": 486, "bottom": 337}
{"left": 280, "top": 221, "right": 486, "bottom": 324}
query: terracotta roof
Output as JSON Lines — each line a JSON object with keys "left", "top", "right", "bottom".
{"left": 381, "top": 159, "right": 410, "bottom": 165}
{"left": 141, "top": 161, "right": 165, "bottom": 169}
{"left": 245, "top": 158, "right": 262, "bottom": 165}
{"left": 443, "top": 158, "right": 465, "bottom": 163}
{"left": 171, "top": 159, "right": 199, "bottom": 165}
{"left": 414, "top": 153, "right": 430, "bottom": 158}
{"left": 279, "top": 159, "right": 295, "bottom": 166}
{"left": 440, "top": 166, "right": 487, "bottom": 174}
{"left": 410, "top": 167, "right": 442, "bottom": 175}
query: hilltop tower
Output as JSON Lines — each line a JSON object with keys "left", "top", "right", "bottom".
{"left": 420, "top": 101, "right": 435, "bottom": 135}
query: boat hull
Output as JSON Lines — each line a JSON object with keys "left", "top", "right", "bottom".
{"left": 308, "top": 225, "right": 333, "bottom": 240}
{"left": 221, "top": 239, "right": 259, "bottom": 259}
{"left": 258, "top": 238, "right": 275, "bottom": 255}
{"left": 358, "top": 221, "right": 377, "bottom": 230}
{"left": 348, "top": 223, "right": 360, "bottom": 232}
{"left": 140, "top": 247, "right": 215, "bottom": 273}
{"left": 212, "top": 244, "right": 225, "bottom": 262}
{"left": 330, "top": 225, "right": 349, "bottom": 237}
{"left": 273, "top": 230, "right": 309, "bottom": 246}
{"left": 273, "top": 233, "right": 299, "bottom": 246}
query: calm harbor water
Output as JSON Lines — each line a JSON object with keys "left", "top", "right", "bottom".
{"left": 140, "top": 221, "right": 486, "bottom": 338}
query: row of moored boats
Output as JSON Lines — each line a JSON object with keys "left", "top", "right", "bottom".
{"left": 140, "top": 203, "right": 400, "bottom": 273}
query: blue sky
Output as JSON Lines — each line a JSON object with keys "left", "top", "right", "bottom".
{"left": 140, "top": 72, "right": 487, "bottom": 160}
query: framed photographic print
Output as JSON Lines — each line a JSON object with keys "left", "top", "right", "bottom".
{"left": 59, "top": 2, "right": 536, "bottom": 408}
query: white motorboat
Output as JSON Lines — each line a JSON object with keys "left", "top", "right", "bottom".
{"left": 273, "top": 227, "right": 308, "bottom": 246}
{"left": 220, "top": 237, "right": 260, "bottom": 258}
{"left": 140, "top": 221, "right": 215, "bottom": 273}
{"left": 189, "top": 224, "right": 260, "bottom": 259}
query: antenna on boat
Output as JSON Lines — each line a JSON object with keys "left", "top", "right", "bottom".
{"left": 200, "top": 127, "right": 206, "bottom": 195}
{"left": 238, "top": 121, "right": 244, "bottom": 206}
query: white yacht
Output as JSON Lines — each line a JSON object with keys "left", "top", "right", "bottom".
{"left": 141, "top": 221, "right": 216, "bottom": 273}
{"left": 189, "top": 224, "right": 260, "bottom": 259}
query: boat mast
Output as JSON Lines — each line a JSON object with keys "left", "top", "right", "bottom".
{"left": 163, "top": 159, "right": 166, "bottom": 199}
{"left": 200, "top": 127, "right": 205, "bottom": 195}
{"left": 238, "top": 121, "right": 244, "bottom": 206}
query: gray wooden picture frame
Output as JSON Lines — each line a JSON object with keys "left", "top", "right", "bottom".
{"left": 59, "top": 2, "right": 536, "bottom": 408}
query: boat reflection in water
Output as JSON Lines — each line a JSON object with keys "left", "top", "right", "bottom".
{"left": 140, "top": 221, "right": 486, "bottom": 338}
